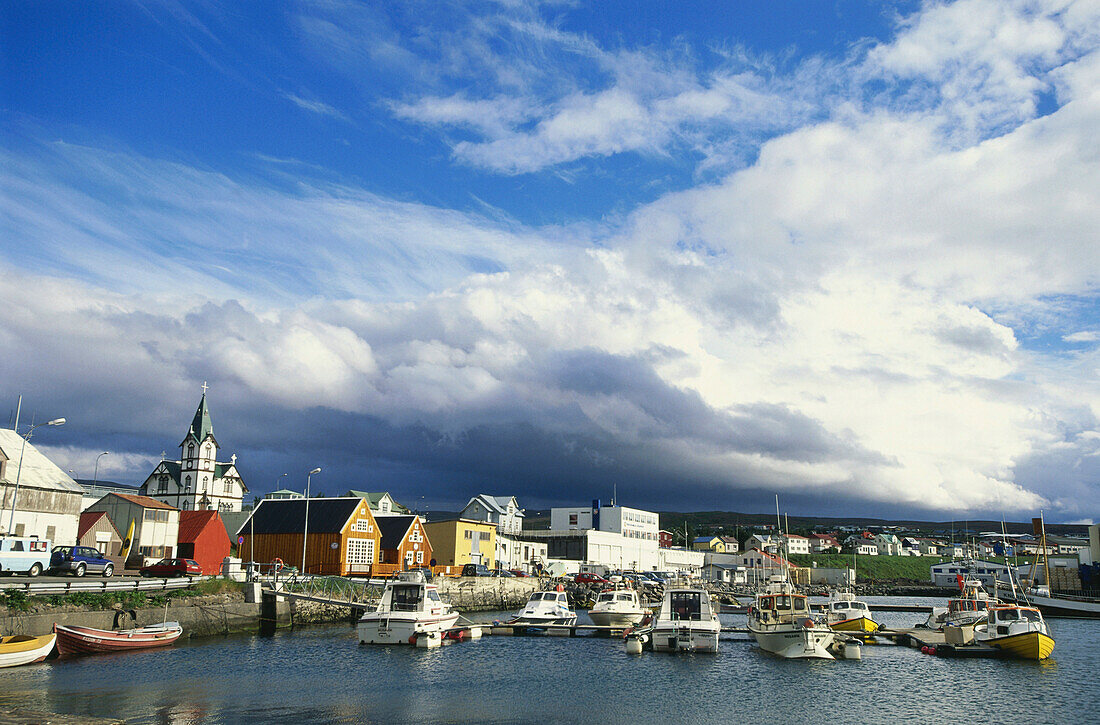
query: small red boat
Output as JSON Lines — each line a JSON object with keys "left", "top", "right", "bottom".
{"left": 53, "top": 622, "right": 183, "bottom": 655}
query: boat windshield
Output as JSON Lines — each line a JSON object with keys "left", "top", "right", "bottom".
{"left": 390, "top": 585, "right": 423, "bottom": 611}
{"left": 597, "top": 593, "right": 615, "bottom": 603}
{"left": 669, "top": 591, "right": 703, "bottom": 621}
{"left": 616, "top": 594, "right": 633, "bottom": 602}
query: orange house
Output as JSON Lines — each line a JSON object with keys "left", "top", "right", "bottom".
{"left": 377, "top": 515, "right": 433, "bottom": 569}
{"left": 237, "top": 497, "right": 381, "bottom": 575}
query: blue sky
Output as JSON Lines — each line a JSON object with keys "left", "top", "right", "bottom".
{"left": 2, "top": 1, "right": 1099, "bottom": 523}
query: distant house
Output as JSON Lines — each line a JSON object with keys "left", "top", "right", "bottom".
{"left": 809, "top": 533, "right": 840, "bottom": 553}
{"left": 692, "top": 536, "right": 722, "bottom": 552}
{"left": 749, "top": 534, "right": 780, "bottom": 553}
{"left": 76, "top": 511, "right": 121, "bottom": 557}
{"left": 658, "top": 530, "right": 673, "bottom": 549}
{"left": 843, "top": 535, "right": 879, "bottom": 556}
{"left": 237, "top": 497, "right": 381, "bottom": 576}
{"left": 0, "top": 428, "right": 83, "bottom": 545}
{"left": 784, "top": 534, "right": 809, "bottom": 555}
{"left": 422, "top": 518, "right": 496, "bottom": 569}
{"left": 177, "top": 510, "right": 232, "bottom": 575}
{"left": 86, "top": 493, "right": 180, "bottom": 567}
{"left": 874, "top": 533, "right": 902, "bottom": 556}
{"left": 345, "top": 491, "right": 411, "bottom": 516}
{"left": 377, "top": 515, "right": 433, "bottom": 569}
{"left": 460, "top": 494, "right": 524, "bottom": 536}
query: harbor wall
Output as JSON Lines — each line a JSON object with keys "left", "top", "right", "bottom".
{"left": 436, "top": 576, "right": 539, "bottom": 611}
{"left": 1, "top": 598, "right": 292, "bottom": 638}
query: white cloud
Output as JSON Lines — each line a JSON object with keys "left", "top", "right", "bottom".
{"left": 1064, "top": 331, "right": 1100, "bottom": 342}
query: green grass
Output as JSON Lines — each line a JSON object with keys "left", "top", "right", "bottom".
{"left": 789, "top": 554, "right": 1031, "bottom": 582}
{"left": 0, "top": 579, "right": 244, "bottom": 612}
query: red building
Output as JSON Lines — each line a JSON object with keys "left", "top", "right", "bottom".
{"left": 658, "top": 530, "right": 673, "bottom": 549}
{"left": 177, "top": 510, "right": 231, "bottom": 575}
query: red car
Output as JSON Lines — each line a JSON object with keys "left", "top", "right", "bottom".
{"left": 139, "top": 558, "right": 202, "bottom": 577}
{"left": 508, "top": 569, "right": 532, "bottom": 578}
{"left": 574, "top": 572, "right": 609, "bottom": 585}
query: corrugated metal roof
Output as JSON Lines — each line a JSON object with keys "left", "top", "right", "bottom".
{"left": 179, "top": 510, "right": 221, "bottom": 542}
{"left": 376, "top": 515, "right": 416, "bottom": 549}
{"left": 77, "top": 511, "right": 114, "bottom": 539}
{"left": 109, "top": 492, "right": 178, "bottom": 510}
{"left": 237, "top": 497, "right": 363, "bottom": 536}
{"left": 0, "top": 429, "right": 84, "bottom": 494}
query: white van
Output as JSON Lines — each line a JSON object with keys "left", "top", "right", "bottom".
{"left": 0, "top": 536, "right": 52, "bottom": 576}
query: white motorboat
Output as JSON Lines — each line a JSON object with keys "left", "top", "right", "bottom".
{"left": 648, "top": 587, "right": 721, "bottom": 652}
{"left": 973, "top": 603, "right": 1055, "bottom": 660}
{"left": 920, "top": 577, "right": 1002, "bottom": 630}
{"left": 589, "top": 586, "right": 649, "bottom": 628}
{"left": 357, "top": 571, "right": 460, "bottom": 645}
{"left": 747, "top": 577, "right": 837, "bottom": 659}
{"left": 511, "top": 587, "right": 577, "bottom": 626}
{"left": 826, "top": 588, "right": 880, "bottom": 633}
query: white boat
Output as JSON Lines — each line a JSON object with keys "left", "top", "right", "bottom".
{"left": 511, "top": 587, "right": 577, "bottom": 626}
{"left": 589, "top": 586, "right": 648, "bottom": 628}
{"left": 826, "top": 588, "right": 880, "bottom": 633}
{"left": 1015, "top": 588, "right": 1100, "bottom": 618}
{"left": 357, "top": 571, "right": 460, "bottom": 645}
{"left": 648, "top": 587, "right": 721, "bottom": 652}
{"left": 973, "top": 603, "right": 1055, "bottom": 660}
{"left": 747, "top": 577, "right": 836, "bottom": 659}
{"left": 0, "top": 633, "right": 55, "bottom": 668}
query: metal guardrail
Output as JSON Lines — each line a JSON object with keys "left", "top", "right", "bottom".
{"left": 0, "top": 575, "right": 210, "bottom": 596}
{"left": 265, "top": 572, "right": 383, "bottom": 609}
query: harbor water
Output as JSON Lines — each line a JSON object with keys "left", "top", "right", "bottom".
{"left": 1, "top": 600, "right": 1097, "bottom": 724}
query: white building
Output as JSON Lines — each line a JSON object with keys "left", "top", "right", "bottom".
{"left": 495, "top": 534, "right": 548, "bottom": 573}
{"left": 784, "top": 534, "right": 810, "bottom": 555}
{"left": 0, "top": 428, "right": 82, "bottom": 545}
{"left": 930, "top": 559, "right": 1014, "bottom": 588}
{"left": 461, "top": 494, "right": 524, "bottom": 536}
{"left": 749, "top": 533, "right": 780, "bottom": 553}
{"left": 525, "top": 528, "right": 660, "bottom": 572}
{"left": 550, "top": 503, "right": 659, "bottom": 542}
{"left": 138, "top": 392, "right": 247, "bottom": 512}
{"left": 873, "top": 533, "right": 902, "bottom": 556}
{"left": 659, "top": 547, "right": 705, "bottom": 577}
{"left": 86, "top": 492, "right": 180, "bottom": 567}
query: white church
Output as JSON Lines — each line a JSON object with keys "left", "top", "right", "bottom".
{"left": 138, "top": 388, "right": 248, "bottom": 512}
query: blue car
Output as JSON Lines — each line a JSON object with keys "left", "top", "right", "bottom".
{"left": 50, "top": 545, "right": 114, "bottom": 577}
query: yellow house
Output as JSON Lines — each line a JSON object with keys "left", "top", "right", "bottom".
{"left": 423, "top": 518, "right": 496, "bottom": 569}
{"left": 692, "top": 535, "right": 721, "bottom": 552}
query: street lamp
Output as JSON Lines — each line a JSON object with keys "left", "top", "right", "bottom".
{"left": 93, "top": 451, "right": 109, "bottom": 485}
{"left": 301, "top": 467, "right": 321, "bottom": 574}
{"left": 6, "top": 418, "right": 65, "bottom": 536}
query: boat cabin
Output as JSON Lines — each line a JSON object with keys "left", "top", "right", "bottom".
{"left": 528, "top": 591, "right": 569, "bottom": 607}
{"left": 662, "top": 589, "right": 716, "bottom": 622}
{"left": 948, "top": 598, "right": 990, "bottom": 615}
{"left": 756, "top": 593, "right": 811, "bottom": 622}
{"left": 985, "top": 605, "right": 1042, "bottom": 631}
{"left": 831, "top": 600, "right": 869, "bottom": 615}
{"left": 595, "top": 591, "right": 638, "bottom": 606}
{"left": 378, "top": 571, "right": 448, "bottom": 614}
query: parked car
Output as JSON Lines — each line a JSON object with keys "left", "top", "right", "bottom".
{"left": 461, "top": 563, "right": 491, "bottom": 577}
{"left": 508, "top": 569, "right": 532, "bottom": 577}
{"left": 49, "top": 545, "right": 114, "bottom": 577}
{"left": 574, "top": 572, "right": 609, "bottom": 585}
{"left": 490, "top": 568, "right": 515, "bottom": 577}
{"left": 140, "top": 558, "right": 202, "bottom": 577}
{"left": 0, "top": 536, "right": 52, "bottom": 577}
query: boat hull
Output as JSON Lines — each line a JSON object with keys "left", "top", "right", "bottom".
{"left": 357, "top": 611, "right": 461, "bottom": 645}
{"left": 986, "top": 631, "right": 1056, "bottom": 660}
{"left": 508, "top": 615, "right": 577, "bottom": 627}
{"left": 53, "top": 623, "right": 182, "bottom": 655}
{"left": 830, "top": 616, "right": 879, "bottom": 633}
{"left": 650, "top": 624, "right": 719, "bottom": 653}
{"left": 0, "top": 634, "right": 56, "bottom": 668}
{"left": 750, "top": 625, "right": 836, "bottom": 659}
{"left": 1017, "top": 592, "right": 1100, "bottom": 619}
{"left": 588, "top": 609, "right": 646, "bottom": 628}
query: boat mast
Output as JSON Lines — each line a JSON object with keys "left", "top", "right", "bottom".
{"left": 1040, "top": 510, "right": 1051, "bottom": 593}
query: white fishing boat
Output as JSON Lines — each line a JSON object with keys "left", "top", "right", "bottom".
{"left": 589, "top": 586, "right": 648, "bottom": 628}
{"left": 357, "top": 570, "right": 460, "bottom": 645}
{"left": 826, "top": 588, "right": 880, "bottom": 633}
{"left": 748, "top": 577, "right": 837, "bottom": 659}
{"left": 973, "top": 603, "right": 1055, "bottom": 660}
{"left": 648, "top": 587, "right": 721, "bottom": 652}
{"left": 919, "top": 576, "right": 1002, "bottom": 630}
{"left": 511, "top": 586, "right": 577, "bottom": 626}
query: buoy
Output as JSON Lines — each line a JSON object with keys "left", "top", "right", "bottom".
{"left": 468, "top": 627, "right": 482, "bottom": 640}
{"left": 556, "top": 584, "right": 565, "bottom": 592}
{"left": 626, "top": 637, "right": 643, "bottom": 654}
{"left": 409, "top": 634, "right": 419, "bottom": 645}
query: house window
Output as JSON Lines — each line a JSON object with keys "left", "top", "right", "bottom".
{"left": 416, "top": 551, "right": 424, "bottom": 564}
{"left": 380, "top": 501, "right": 390, "bottom": 513}
{"left": 352, "top": 519, "right": 373, "bottom": 533}
{"left": 464, "top": 530, "right": 472, "bottom": 539}
{"left": 346, "top": 538, "right": 375, "bottom": 566}
{"left": 45, "top": 525, "right": 56, "bottom": 541}
{"left": 405, "top": 550, "right": 415, "bottom": 565}
{"left": 144, "top": 510, "right": 156, "bottom": 521}
{"left": 569, "top": 514, "right": 578, "bottom": 526}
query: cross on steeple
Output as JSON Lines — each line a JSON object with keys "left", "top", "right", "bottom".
{"left": 201, "top": 381, "right": 209, "bottom": 395}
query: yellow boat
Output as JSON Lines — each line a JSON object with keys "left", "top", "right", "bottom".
{"left": 826, "top": 589, "right": 881, "bottom": 633}
{"left": 974, "top": 604, "right": 1055, "bottom": 660}
{"left": 0, "top": 633, "right": 56, "bottom": 668}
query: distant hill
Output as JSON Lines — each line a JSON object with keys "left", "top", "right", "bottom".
{"left": 522, "top": 509, "right": 1086, "bottom": 537}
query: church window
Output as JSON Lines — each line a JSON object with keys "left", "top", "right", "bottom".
{"left": 182, "top": 501, "right": 191, "bottom": 510}
{"left": 223, "top": 479, "right": 233, "bottom": 494}
{"left": 157, "top": 478, "right": 168, "bottom": 494}
{"left": 184, "top": 475, "right": 191, "bottom": 491}
{"left": 188, "top": 444, "right": 195, "bottom": 458}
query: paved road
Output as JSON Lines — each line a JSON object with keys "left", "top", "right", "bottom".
{"left": 0, "top": 572, "right": 143, "bottom": 584}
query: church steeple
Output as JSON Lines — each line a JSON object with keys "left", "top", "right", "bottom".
{"left": 188, "top": 392, "right": 214, "bottom": 443}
